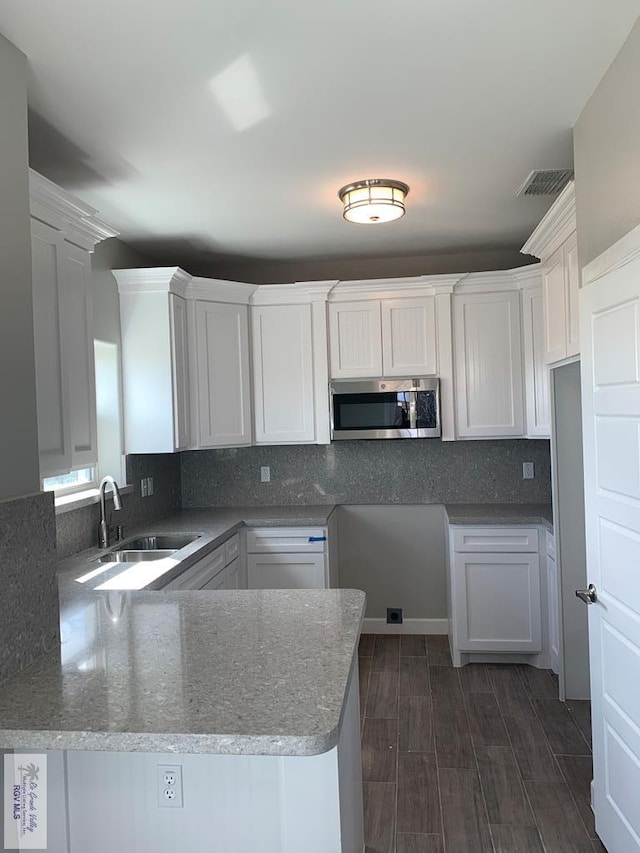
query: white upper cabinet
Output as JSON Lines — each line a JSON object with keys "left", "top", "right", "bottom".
{"left": 520, "top": 275, "right": 551, "bottom": 438}
{"left": 251, "top": 283, "right": 332, "bottom": 445}
{"left": 188, "top": 279, "right": 255, "bottom": 449}
{"left": 114, "top": 268, "right": 193, "bottom": 454}
{"left": 453, "top": 288, "right": 524, "bottom": 438}
{"left": 328, "top": 291, "right": 438, "bottom": 379}
{"left": 522, "top": 181, "right": 579, "bottom": 365}
{"left": 329, "top": 300, "right": 382, "bottom": 378}
{"left": 381, "top": 297, "right": 437, "bottom": 377}
{"left": 29, "top": 171, "right": 117, "bottom": 479}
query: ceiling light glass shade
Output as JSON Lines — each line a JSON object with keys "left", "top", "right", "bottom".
{"left": 338, "top": 179, "right": 409, "bottom": 224}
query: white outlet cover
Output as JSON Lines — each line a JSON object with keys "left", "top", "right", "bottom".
{"left": 157, "top": 765, "right": 183, "bottom": 808}
{"left": 147, "top": 476, "right": 154, "bottom": 496}
{"left": 140, "top": 478, "right": 148, "bottom": 497}
{"left": 522, "top": 462, "right": 534, "bottom": 480}
{"left": 260, "top": 466, "right": 271, "bottom": 483}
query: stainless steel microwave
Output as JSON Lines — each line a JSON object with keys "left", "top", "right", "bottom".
{"left": 330, "top": 378, "right": 441, "bottom": 440}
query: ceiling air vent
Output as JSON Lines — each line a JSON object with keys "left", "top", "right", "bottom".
{"left": 516, "top": 169, "right": 574, "bottom": 197}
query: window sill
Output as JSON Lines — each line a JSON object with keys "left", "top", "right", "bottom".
{"left": 54, "top": 484, "right": 134, "bottom": 516}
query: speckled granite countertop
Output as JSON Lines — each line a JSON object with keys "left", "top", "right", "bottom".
{"left": 0, "top": 587, "right": 364, "bottom": 756}
{"left": 445, "top": 503, "right": 553, "bottom": 531}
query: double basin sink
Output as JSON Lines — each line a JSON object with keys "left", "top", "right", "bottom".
{"left": 99, "top": 533, "right": 201, "bottom": 563}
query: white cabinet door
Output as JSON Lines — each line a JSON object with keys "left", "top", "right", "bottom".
{"left": 191, "top": 301, "right": 252, "bottom": 447}
{"left": 201, "top": 567, "right": 228, "bottom": 590}
{"left": 225, "top": 557, "right": 240, "bottom": 589}
{"left": 247, "top": 553, "right": 327, "bottom": 589}
{"left": 252, "top": 304, "right": 316, "bottom": 443}
{"left": 381, "top": 297, "right": 437, "bottom": 377}
{"left": 542, "top": 246, "right": 568, "bottom": 365}
{"left": 31, "top": 220, "right": 72, "bottom": 477}
{"left": 564, "top": 231, "right": 580, "bottom": 358}
{"left": 452, "top": 552, "right": 542, "bottom": 652}
{"left": 547, "top": 553, "right": 560, "bottom": 674}
{"left": 64, "top": 243, "right": 98, "bottom": 469}
{"left": 329, "top": 301, "right": 382, "bottom": 379}
{"left": 169, "top": 293, "right": 191, "bottom": 450}
{"left": 522, "top": 286, "right": 551, "bottom": 438}
{"left": 453, "top": 291, "right": 524, "bottom": 437}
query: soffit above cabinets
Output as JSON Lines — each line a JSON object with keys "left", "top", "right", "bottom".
{"left": 2, "top": 1, "right": 638, "bottom": 271}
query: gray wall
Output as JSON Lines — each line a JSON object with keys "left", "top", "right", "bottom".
{"left": 338, "top": 505, "right": 447, "bottom": 620}
{"left": 181, "top": 440, "right": 552, "bottom": 507}
{"left": 0, "top": 33, "right": 40, "bottom": 500}
{"left": 574, "top": 17, "right": 640, "bottom": 267}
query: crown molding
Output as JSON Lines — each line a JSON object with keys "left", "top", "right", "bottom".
{"left": 521, "top": 180, "right": 576, "bottom": 261}
{"left": 113, "top": 267, "right": 192, "bottom": 298}
{"left": 251, "top": 280, "right": 337, "bottom": 305}
{"left": 29, "top": 169, "right": 118, "bottom": 252}
{"left": 583, "top": 219, "right": 640, "bottom": 287}
{"left": 187, "top": 278, "right": 258, "bottom": 304}
{"left": 328, "top": 274, "right": 463, "bottom": 301}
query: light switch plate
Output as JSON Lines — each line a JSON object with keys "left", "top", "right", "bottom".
{"left": 140, "top": 478, "right": 148, "bottom": 497}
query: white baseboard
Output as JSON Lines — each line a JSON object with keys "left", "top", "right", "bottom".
{"left": 362, "top": 618, "right": 448, "bottom": 635}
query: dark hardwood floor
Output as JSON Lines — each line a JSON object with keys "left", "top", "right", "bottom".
{"left": 358, "top": 634, "right": 603, "bottom": 853}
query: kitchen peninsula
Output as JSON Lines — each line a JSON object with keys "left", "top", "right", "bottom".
{"left": 0, "top": 511, "right": 365, "bottom": 853}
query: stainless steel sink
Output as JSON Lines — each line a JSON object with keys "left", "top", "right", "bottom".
{"left": 98, "top": 550, "right": 174, "bottom": 563}
{"left": 112, "top": 533, "right": 201, "bottom": 552}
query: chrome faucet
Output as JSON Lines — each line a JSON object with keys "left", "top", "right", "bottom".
{"left": 98, "top": 475, "right": 123, "bottom": 549}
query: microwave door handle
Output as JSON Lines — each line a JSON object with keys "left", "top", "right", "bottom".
{"left": 409, "top": 392, "right": 417, "bottom": 430}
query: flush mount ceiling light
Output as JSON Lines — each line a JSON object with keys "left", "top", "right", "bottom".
{"left": 338, "top": 178, "right": 410, "bottom": 224}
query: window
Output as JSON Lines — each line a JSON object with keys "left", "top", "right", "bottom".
{"left": 43, "top": 468, "right": 95, "bottom": 493}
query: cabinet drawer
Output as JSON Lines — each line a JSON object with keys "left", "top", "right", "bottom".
{"left": 247, "top": 553, "right": 326, "bottom": 589}
{"left": 225, "top": 533, "right": 240, "bottom": 565}
{"left": 452, "top": 526, "right": 539, "bottom": 553}
{"left": 246, "top": 527, "right": 327, "bottom": 554}
{"left": 164, "top": 544, "right": 226, "bottom": 590}
{"left": 546, "top": 530, "right": 555, "bottom": 559}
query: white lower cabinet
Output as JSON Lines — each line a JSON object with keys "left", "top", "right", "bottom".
{"left": 163, "top": 534, "right": 243, "bottom": 591}
{"left": 448, "top": 525, "right": 547, "bottom": 667}
{"left": 546, "top": 531, "right": 560, "bottom": 674}
{"left": 246, "top": 527, "right": 330, "bottom": 589}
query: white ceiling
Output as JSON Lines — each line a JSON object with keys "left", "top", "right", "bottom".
{"left": 1, "top": 1, "right": 639, "bottom": 269}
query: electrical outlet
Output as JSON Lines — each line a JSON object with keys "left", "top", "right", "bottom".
{"left": 260, "top": 466, "right": 271, "bottom": 483}
{"left": 140, "top": 478, "right": 148, "bottom": 497}
{"left": 158, "top": 765, "right": 183, "bottom": 808}
{"left": 386, "top": 607, "right": 403, "bottom": 625}
{"left": 147, "top": 477, "right": 154, "bottom": 496}
{"left": 522, "top": 462, "right": 534, "bottom": 480}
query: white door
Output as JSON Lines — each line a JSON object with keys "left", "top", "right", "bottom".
{"left": 252, "top": 304, "right": 316, "bottom": 443}
{"left": 192, "top": 301, "right": 252, "bottom": 447}
{"left": 247, "top": 553, "right": 327, "bottom": 589}
{"left": 328, "top": 301, "right": 382, "bottom": 379}
{"left": 521, "top": 285, "right": 551, "bottom": 438}
{"left": 542, "top": 246, "right": 568, "bottom": 364}
{"left": 381, "top": 297, "right": 437, "bottom": 377}
{"left": 581, "top": 251, "right": 640, "bottom": 852}
{"left": 225, "top": 557, "right": 240, "bottom": 590}
{"left": 169, "top": 294, "right": 191, "bottom": 450}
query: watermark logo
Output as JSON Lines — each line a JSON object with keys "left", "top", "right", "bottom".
{"left": 3, "top": 754, "right": 47, "bottom": 850}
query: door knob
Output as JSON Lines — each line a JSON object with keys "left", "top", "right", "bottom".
{"left": 575, "top": 584, "right": 597, "bottom": 605}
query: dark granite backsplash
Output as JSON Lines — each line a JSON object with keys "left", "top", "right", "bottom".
{"left": 55, "top": 454, "right": 182, "bottom": 559}
{"left": 0, "top": 492, "right": 58, "bottom": 682}
{"left": 181, "top": 440, "right": 552, "bottom": 507}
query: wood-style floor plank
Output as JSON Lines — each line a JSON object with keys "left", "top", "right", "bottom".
{"left": 434, "top": 707, "right": 476, "bottom": 769}
{"left": 363, "top": 782, "right": 395, "bottom": 853}
{"left": 359, "top": 633, "right": 375, "bottom": 657}
{"left": 531, "top": 697, "right": 592, "bottom": 755}
{"left": 361, "top": 717, "right": 398, "bottom": 782}
{"left": 459, "top": 663, "right": 492, "bottom": 693}
{"left": 400, "top": 656, "right": 430, "bottom": 696}
{"left": 503, "top": 715, "right": 564, "bottom": 782}
{"left": 372, "top": 635, "right": 401, "bottom": 671}
{"left": 439, "top": 767, "right": 493, "bottom": 852}
{"left": 397, "top": 752, "right": 441, "bottom": 835}
{"left": 426, "top": 635, "right": 452, "bottom": 666}
{"left": 430, "top": 665, "right": 464, "bottom": 709}
{"left": 474, "top": 744, "right": 535, "bottom": 826}
{"left": 489, "top": 825, "right": 545, "bottom": 852}
{"left": 399, "top": 695, "right": 434, "bottom": 753}
{"left": 525, "top": 780, "right": 594, "bottom": 853}
{"left": 517, "top": 665, "right": 559, "bottom": 698}
{"left": 556, "top": 754, "right": 597, "bottom": 838}
{"left": 367, "top": 670, "right": 399, "bottom": 719}
{"left": 490, "top": 668, "right": 536, "bottom": 718}
{"left": 567, "top": 699, "right": 593, "bottom": 748}
{"left": 400, "top": 635, "right": 426, "bottom": 656}
{"left": 466, "top": 692, "right": 510, "bottom": 747}
{"left": 396, "top": 833, "right": 444, "bottom": 852}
